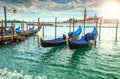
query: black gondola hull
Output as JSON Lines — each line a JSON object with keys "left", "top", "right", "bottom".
{"left": 40, "top": 38, "right": 66, "bottom": 47}
{"left": 68, "top": 41, "right": 91, "bottom": 49}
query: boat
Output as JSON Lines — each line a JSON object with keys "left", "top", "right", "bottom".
{"left": 15, "top": 26, "right": 20, "bottom": 30}
{"left": 0, "top": 27, "right": 26, "bottom": 44}
{"left": 68, "top": 27, "right": 98, "bottom": 49}
{"left": 20, "top": 26, "right": 41, "bottom": 36}
{"left": 40, "top": 37, "right": 66, "bottom": 47}
{"left": 0, "top": 27, "right": 12, "bottom": 36}
{"left": 0, "top": 26, "right": 22, "bottom": 35}
{"left": 40, "top": 26, "right": 82, "bottom": 47}
{"left": 63, "top": 26, "right": 82, "bottom": 39}
{"left": 26, "top": 26, "right": 42, "bottom": 36}
{"left": 25, "top": 26, "right": 35, "bottom": 36}
{"left": 15, "top": 26, "right": 23, "bottom": 35}
{"left": 4, "top": 28, "right": 12, "bottom": 35}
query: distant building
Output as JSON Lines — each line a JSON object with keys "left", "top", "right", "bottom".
{"left": 63, "top": 14, "right": 100, "bottom": 23}
{"left": 103, "top": 19, "right": 118, "bottom": 23}
{"left": 63, "top": 14, "right": 119, "bottom": 23}
{"left": 86, "top": 14, "right": 99, "bottom": 23}
{"left": 73, "top": 14, "right": 99, "bottom": 23}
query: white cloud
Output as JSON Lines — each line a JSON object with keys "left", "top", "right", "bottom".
{"left": 86, "top": 0, "right": 96, "bottom": 6}
{"left": 0, "top": 0, "right": 100, "bottom": 14}
{"left": 1, "top": 0, "right": 115, "bottom": 21}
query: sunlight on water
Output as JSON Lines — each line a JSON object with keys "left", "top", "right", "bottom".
{"left": 0, "top": 68, "right": 47, "bottom": 79}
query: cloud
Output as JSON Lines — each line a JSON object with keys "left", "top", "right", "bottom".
{"left": 86, "top": 0, "right": 96, "bottom": 6}
{"left": 0, "top": 0, "right": 101, "bottom": 13}
{"left": 0, "top": 0, "right": 106, "bottom": 21}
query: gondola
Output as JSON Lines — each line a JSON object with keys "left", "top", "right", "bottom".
{"left": 15, "top": 26, "right": 20, "bottom": 30}
{"left": 63, "top": 26, "right": 82, "bottom": 39}
{"left": 40, "top": 26, "right": 82, "bottom": 47}
{"left": 0, "top": 26, "right": 22, "bottom": 35}
{"left": 26, "top": 26, "right": 42, "bottom": 36}
{"left": 15, "top": 26, "right": 23, "bottom": 35}
{"left": 22, "top": 26, "right": 41, "bottom": 36}
{"left": 68, "top": 27, "right": 98, "bottom": 49}
{"left": 0, "top": 27, "right": 12, "bottom": 36}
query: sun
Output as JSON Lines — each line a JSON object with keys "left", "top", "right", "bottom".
{"left": 102, "top": 1, "right": 120, "bottom": 19}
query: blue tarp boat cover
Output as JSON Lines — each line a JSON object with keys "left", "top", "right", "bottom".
{"left": 68, "top": 26, "right": 82, "bottom": 37}
{"left": 63, "top": 26, "right": 82, "bottom": 39}
{"left": 85, "top": 27, "right": 98, "bottom": 41}
{"left": 16, "top": 30, "right": 23, "bottom": 34}
{"left": 29, "top": 27, "right": 34, "bottom": 32}
{"left": 15, "top": 26, "right": 20, "bottom": 30}
{"left": 46, "top": 38, "right": 65, "bottom": 43}
{"left": 70, "top": 27, "right": 98, "bottom": 45}
{"left": 5, "top": 29, "right": 12, "bottom": 35}
{"left": 71, "top": 36, "right": 89, "bottom": 44}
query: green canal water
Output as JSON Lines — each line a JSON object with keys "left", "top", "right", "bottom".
{"left": 0, "top": 26, "right": 120, "bottom": 79}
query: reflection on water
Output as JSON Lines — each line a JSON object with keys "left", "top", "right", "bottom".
{"left": 68, "top": 46, "right": 92, "bottom": 68}
{"left": 40, "top": 45, "right": 66, "bottom": 64}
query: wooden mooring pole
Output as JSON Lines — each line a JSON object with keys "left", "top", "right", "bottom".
{"left": 11, "top": 23, "right": 15, "bottom": 43}
{"left": 84, "top": 8, "right": 87, "bottom": 35}
{"left": 94, "top": 18, "right": 98, "bottom": 48}
{"left": 42, "top": 22, "right": 44, "bottom": 38}
{"left": 69, "top": 19, "right": 72, "bottom": 32}
{"left": 21, "top": 21, "right": 22, "bottom": 30}
{"left": 26, "top": 22, "right": 28, "bottom": 30}
{"left": 14, "top": 19, "right": 16, "bottom": 35}
{"left": 21, "top": 20, "right": 25, "bottom": 36}
{"left": 33, "top": 21, "right": 35, "bottom": 36}
{"left": 72, "top": 17, "right": 75, "bottom": 40}
{"left": 29, "top": 21, "right": 30, "bottom": 30}
{"left": 99, "top": 18, "right": 102, "bottom": 40}
{"left": 115, "top": 19, "right": 119, "bottom": 41}
{"left": 33, "top": 21, "right": 34, "bottom": 30}
{"left": 37, "top": 18, "right": 40, "bottom": 44}
{"left": 55, "top": 17, "right": 57, "bottom": 39}
{"left": 84, "top": 19, "right": 86, "bottom": 35}
{"left": 38, "top": 18, "right": 40, "bottom": 31}
{"left": 1, "top": 20, "right": 4, "bottom": 41}
{"left": 23, "top": 20, "right": 24, "bottom": 31}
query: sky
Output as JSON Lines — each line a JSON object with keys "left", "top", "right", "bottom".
{"left": 0, "top": 0, "right": 120, "bottom": 22}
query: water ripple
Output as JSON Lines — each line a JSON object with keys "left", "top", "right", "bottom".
{"left": 0, "top": 27, "right": 120, "bottom": 79}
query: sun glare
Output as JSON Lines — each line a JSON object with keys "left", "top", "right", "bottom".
{"left": 102, "top": 1, "right": 120, "bottom": 19}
